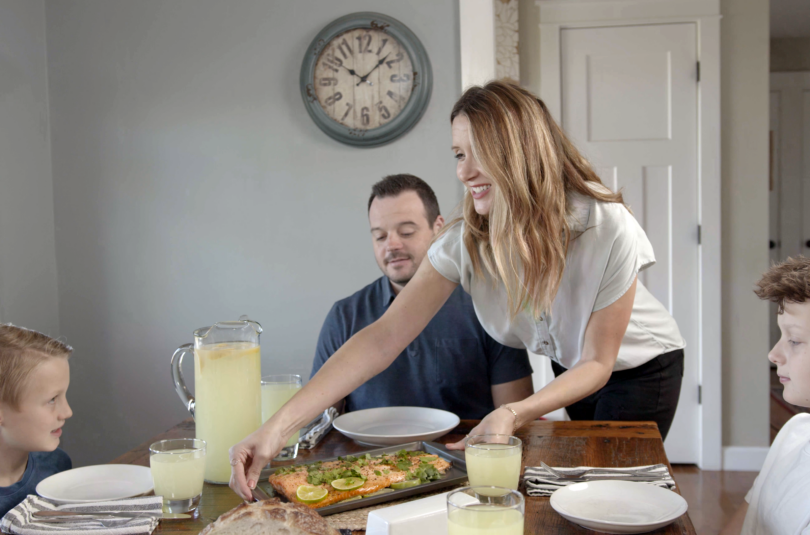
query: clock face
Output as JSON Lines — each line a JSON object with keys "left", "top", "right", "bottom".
{"left": 313, "top": 28, "right": 415, "bottom": 131}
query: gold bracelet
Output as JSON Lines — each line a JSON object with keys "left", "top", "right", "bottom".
{"left": 499, "top": 404, "right": 519, "bottom": 435}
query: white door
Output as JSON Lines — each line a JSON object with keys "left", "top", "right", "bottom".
{"left": 770, "top": 72, "right": 810, "bottom": 347}
{"left": 561, "top": 23, "right": 700, "bottom": 463}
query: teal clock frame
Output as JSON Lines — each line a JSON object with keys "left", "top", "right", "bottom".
{"left": 300, "top": 12, "right": 433, "bottom": 148}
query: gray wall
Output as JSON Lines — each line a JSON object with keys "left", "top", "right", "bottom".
{"left": 720, "top": 0, "right": 770, "bottom": 448}
{"left": 45, "top": 0, "right": 461, "bottom": 466}
{"left": 0, "top": 0, "right": 60, "bottom": 337}
{"left": 771, "top": 37, "right": 810, "bottom": 72}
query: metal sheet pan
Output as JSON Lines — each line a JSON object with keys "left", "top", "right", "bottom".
{"left": 252, "top": 441, "right": 467, "bottom": 516}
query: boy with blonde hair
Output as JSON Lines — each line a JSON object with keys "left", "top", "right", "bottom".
{"left": 0, "top": 325, "right": 73, "bottom": 517}
{"left": 722, "top": 256, "right": 810, "bottom": 535}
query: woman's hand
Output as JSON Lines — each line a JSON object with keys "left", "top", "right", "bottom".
{"left": 446, "top": 407, "right": 516, "bottom": 450}
{"left": 229, "top": 418, "right": 288, "bottom": 500}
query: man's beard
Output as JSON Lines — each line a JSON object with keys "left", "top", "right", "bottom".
{"left": 385, "top": 254, "right": 415, "bottom": 286}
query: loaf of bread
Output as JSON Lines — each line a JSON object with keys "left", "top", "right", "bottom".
{"left": 199, "top": 498, "right": 340, "bottom": 535}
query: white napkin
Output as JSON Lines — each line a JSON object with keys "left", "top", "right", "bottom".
{"left": 0, "top": 495, "right": 163, "bottom": 535}
{"left": 523, "top": 464, "right": 676, "bottom": 497}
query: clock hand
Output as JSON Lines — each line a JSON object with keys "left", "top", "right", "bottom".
{"left": 356, "top": 54, "right": 390, "bottom": 86}
{"left": 341, "top": 65, "right": 363, "bottom": 81}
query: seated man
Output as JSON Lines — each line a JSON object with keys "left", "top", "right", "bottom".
{"left": 721, "top": 256, "right": 810, "bottom": 535}
{"left": 0, "top": 324, "right": 73, "bottom": 518}
{"left": 311, "top": 174, "right": 533, "bottom": 419}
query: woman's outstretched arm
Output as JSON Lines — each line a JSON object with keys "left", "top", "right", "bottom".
{"left": 229, "top": 260, "right": 458, "bottom": 499}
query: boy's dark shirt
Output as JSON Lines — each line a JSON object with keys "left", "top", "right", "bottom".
{"left": 0, "top": 449, "right": 71, "bottom": 518}
{"left": 311, "top": 277, "right": 533, "bottom": 419}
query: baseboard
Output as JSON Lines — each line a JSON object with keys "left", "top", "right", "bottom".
{"left": 723, "top": 446, "right": 769, "bottom": 471}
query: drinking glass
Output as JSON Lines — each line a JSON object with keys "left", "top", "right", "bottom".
{"left": 149, "top": 438, "right": 206, "bottom": 514}
{"left": 464, "top": 435, "right": 522, "bottom": 495}
{"left": 447, "top": 486, "right": 525, "bottom": 535}
{"left": 261, "top": 374, "right": 303, "bottom": 461}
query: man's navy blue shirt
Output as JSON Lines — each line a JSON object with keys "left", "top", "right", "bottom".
{"left": 0, "top": 449, "right": 72, "bottom": 518}
{"left": 311, "top": 277, "right": 532, "bottom": 419}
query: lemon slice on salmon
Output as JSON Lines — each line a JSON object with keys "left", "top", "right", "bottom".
{"left": 296, "top": 485, "right": 328, "bottom": 503}
{"left": 331, "top": 477, "right": 365, "bottom": 491}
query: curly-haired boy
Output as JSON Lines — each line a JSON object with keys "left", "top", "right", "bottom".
{"left": 722, "top": 256, "right": 810, "bottom": 535}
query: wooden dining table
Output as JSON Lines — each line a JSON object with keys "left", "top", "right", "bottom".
{"left": 110, "top": 419, "right": 696, "bottom": 534}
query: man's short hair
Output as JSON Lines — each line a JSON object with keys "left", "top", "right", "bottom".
{"left": 755, "top": 256, "right": 810, "bottom": 314}
{"left": 0, "top": 324, "right": 72, "bottom": 409}
{"left": 368, "top": 174, "right": 441, "bottom": 225}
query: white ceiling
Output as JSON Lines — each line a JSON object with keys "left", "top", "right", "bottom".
{"left": 771, "top": 0, "right": 810, "bottom": 39}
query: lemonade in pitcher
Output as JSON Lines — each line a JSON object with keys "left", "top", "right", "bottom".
{"left": 194, "top": 342, "right": 261, "bottom": 483}
{"left": 171, "top": 319, "right": 264, "bottom": 485}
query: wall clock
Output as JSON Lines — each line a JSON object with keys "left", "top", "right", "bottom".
{"left": 300, "top": 12, "right": 433, "bottom": 147}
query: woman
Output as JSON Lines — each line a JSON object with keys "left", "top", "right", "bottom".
{"left": 229, "top": 81, "right": 685, "bottom": 499}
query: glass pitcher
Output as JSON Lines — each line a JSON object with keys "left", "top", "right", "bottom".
{"left": 171, "top": 318, "right": 262, "bottom": 484}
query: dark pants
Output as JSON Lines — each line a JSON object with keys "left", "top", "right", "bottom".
{"left": 551, "top": 349, "right": 684, "bottom": 440}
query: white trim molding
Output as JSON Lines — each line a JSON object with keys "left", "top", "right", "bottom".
{"left": 537, "top": 0, "right": 720, "bottom": 24}
{"left": 460, "top": 0, "right": 496, "bottom": 90}
{"left": 723, "top": 447, "right": 769, "bottom": 472}
{"left": 536, "top": 0, "right": 723, "bottom": 470}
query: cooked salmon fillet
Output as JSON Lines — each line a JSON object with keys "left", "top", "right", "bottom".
{"left": 268, "top": 451, "right": 451, "bottom": 509}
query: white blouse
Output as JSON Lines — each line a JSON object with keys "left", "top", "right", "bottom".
{"left": 428, "top": 191, "right": 685, "bottom": 371}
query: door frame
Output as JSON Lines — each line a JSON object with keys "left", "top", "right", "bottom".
{"left": 536, "top": 0, "right": 721, "bottom": 470}
{"left": 770, "top": 72, "right": 810, "bottom": 261}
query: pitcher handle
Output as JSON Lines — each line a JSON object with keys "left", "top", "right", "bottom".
{"left": 171, "top": 343, "right": 196, "bottom": 419}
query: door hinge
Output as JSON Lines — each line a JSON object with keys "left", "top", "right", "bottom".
{"left": 696, "top": 61, "right": 700, "bottom": 82}
{"left": 698, "top": 225, "right": 702, "bottom": 245}
{"left": 698, "top": 385, "right": 702, "bottom": 405}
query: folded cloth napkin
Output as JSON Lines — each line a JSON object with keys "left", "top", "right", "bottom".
{"left": 0, "top": 495, "right": 163, "bottom": 535}
{"left": 299, "top": 407, "right": 339, "bottom": 449}
{"left": 523, "top": 464, "right": 676, "bottom": 497}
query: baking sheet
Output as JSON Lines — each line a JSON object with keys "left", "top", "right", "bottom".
{"left": 252, "top": 441, "right": 467, "bottom": 516}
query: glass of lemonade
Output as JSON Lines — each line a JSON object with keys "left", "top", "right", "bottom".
{"left": 149, "top": 438, "right": 206, "bottom": 514}
{"left": 261, "top": 374, "right": 303, "bottom": 461}
{"left": 447, "top": 486, "right": 524, "bottom": 535}
{"left": 465, "top": 435, "right": 522, "bottom": 495}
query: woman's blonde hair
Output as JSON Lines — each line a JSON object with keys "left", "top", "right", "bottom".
{"left": 0, "top": 324, "right": 72, "bottom": 409}
{"left": 449, "top": 80, "right": 624, "bottom": 318}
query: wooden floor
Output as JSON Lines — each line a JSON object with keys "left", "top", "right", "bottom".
{"left": 671, "top": 465, "right": 757, "bottom": 535}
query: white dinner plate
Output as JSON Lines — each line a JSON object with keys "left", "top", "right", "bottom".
{"left": 550, "top": 480, "right": 688, "bottom": 534}
{"left": 37, "top": 464, "right": 154, "bottom": 504}
{"left": 333, "top": 407, "right": 460, "bottom": 446}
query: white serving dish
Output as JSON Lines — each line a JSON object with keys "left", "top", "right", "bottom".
{"left": 37, "top": 464, "right": 154, "bottom": 504}
{"left": 333, "top": 406, "right": 460, "bottom": 446}
{"left": 550, "top": 480, "right": 688, "bottom": 534}
{"left": 366, "top": 490, "right": 477, "bottom": 535}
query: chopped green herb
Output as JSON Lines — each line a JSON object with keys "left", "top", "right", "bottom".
{"left": 374, "top": 470, "right": 382, "bottom": 476}
{"left": 395, "top": 459, "right": 412, "bottom": 471}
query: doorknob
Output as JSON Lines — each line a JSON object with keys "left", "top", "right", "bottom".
{"left": 805, "top": 240, "right": 810, "bottom": 248}
{"left": 771, "top": 240, "right": 777, "bottom": 249}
